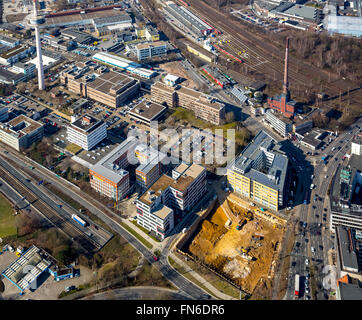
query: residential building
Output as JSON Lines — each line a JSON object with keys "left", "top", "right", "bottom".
{"left": 227, "top": 130, "right": 289, "bottom": 211}
{"left": 67, "top": 114, "right": 107, "bottom": 151}
{"left": 135, "top": 41, "right": 167, "bottom": 61}
{"left": 0, "top": 115, "right": 44, "bottom": 151}
{"left": 150, "top": 81, "right": 225, "bottom": 125}
{"left": 128, "top": 100, "right": 167, "bottom": 126}
{"left": 136, "top": 163, "right": 207, "bottom": 239}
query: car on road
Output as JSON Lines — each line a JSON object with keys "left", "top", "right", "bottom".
{"left": 292, "top": 261, "right": 296, "bottom": 267}
{"left": 305, "top": 295, "right": 311, "bottom": 300}
{"left": 324, "top": 208, "right": 327, "bottom": 212}
{"left": 305, "top": 258, "right": 309, "bottom": 265}
{"left": 306, "top": 273, "right": 310, "bottom": 279}
{"left": 311, "top": 247, "right": 316, "bottom": 253}
{"left": 305, "top": 238, "right": 309, "bottom": 243}
{"left": 305, "top": 288, "right": 310, "bottom": 294}
{"left": 323, "top": 217, "right": 326, "bottom": 222}
{"left": 319, "top": 245, "right": 323, "bottom": 250}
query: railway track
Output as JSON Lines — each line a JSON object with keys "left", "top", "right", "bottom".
{"left": 0, "top": 166, "right": 99, "bottom": 253}
{"left": 185, "top": 0, "right": 362, "bottom": 103}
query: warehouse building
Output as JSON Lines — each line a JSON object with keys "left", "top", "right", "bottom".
{"left": 92, "top": 52, "right": 157, "bottom": 79}
{"left": 227, "top": 130, "right": 289, "bottom": 211}
{"left": 43, "top": 6, "right": 130, "bottom": 28}
{"left": 67, "top": 114, "right": 107, "bottom": 151}
{"left": 0, "top": 115, "right": 44, "bottom": 151}
{"left": 164, "top": 2, "right": 213, "bottom": 37}
{"left": 150, "top": 81, "right": 225, "bottom": 125}
{"left": 129, "top": 100, "right": 167, "bottom": 126}
{"left": 1, "top": 245, "right": 52, "bottom": 294}
{"left": 135, "top": 41, "right": 168, "bottom": 61}
{"left": 186, "top": 41, "right": 214, "bottom": 63}
{"left": 136, "top": 162, "right": 206, "bottom": 240}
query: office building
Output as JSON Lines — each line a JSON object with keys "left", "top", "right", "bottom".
{"left": 150, "top": 81, "right": 225, "bottom": 125}
{"left": 330, "top": 154, "right": 362, "bottom": 233}
{"left": 67, "top": 114, "right": 107, "bottom": 151}
{"left": 135, "top": 41, "right": 167, "bottom": 61}
{"left": 136, "top": 163, "right": 207, "bottom": 239}
{"left": 0, "top": 45, "right": 34, "bottom": 65}
{"left": 128, "top": 100, "right": 167, "bottom": 126}
{"left": 145, "top": 26, "right": 160, "bottom": 41}
{"left": 0, "top": 115, "right": 44, "bottom": 151}
{"left": 89, "top": 138, "right": 138, "bottom": 201}
{"left": 61, "top": 64, "right": 140, "bottom": 108}
{"left": 227, "top": 130, "right": 289, "bottom": 211}
{"left": 10, "top": 62, "right": 36, "bottom": 79}
{"left": 265, "top": 109, "right": 293, "bottom": 137}
{"left": 351, "top": 132, "right": 362, "bottom": 156}
{"left": 0, "top": 35, "right": 20, "bottom": 48}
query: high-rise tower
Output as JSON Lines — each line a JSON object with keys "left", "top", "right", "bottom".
{"left": 28, "top": 0, "right": 45, "bottom": 90}
{"left": 283, "top": 37, "right": 289, "bottom": 99}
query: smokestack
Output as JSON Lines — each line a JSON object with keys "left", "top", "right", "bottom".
{"left": 283, "top": 37, "right": 289, "bottom": 96}
{"left": 29, "top": 0, "right": 45, "bottom": 91}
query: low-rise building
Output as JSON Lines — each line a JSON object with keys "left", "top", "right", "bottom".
{"left": 145, "top": 26, "right": 160, "bottom": 41}
{"left": 265, "top": 109, "right": 293, "bottom": 137}
{"left": 67, "top": 114, "right": 107, "bottom": 151}
{"left": 186, "top": 41, "right": 214, "bottom": 63}
{"left": 351, "top": 132, "right": 362, "bottom": 156}
{"left": 135, "top": 41, "right": 167, "bottom": 61}
{"left": 0, "top": 115, "right": 44, "bottom": 151}
{"left": 136, "top": 162, "right": 206, "bottom": 239}
{"left": 128, "top": 100, "right": 167, "bottom": 126}
{"left": 10, "top": 62, "right": 36, "bottom": 79}
{"left": 0, "top": 105, "right": 9, "bottom": 122}
{"left": 0, "top": 34, "right": 20, "bottom": 48}
{"left": 0, "top": 45, "right": 34, "bottom": 65}
{"left": 300, "top": 130, "right": 324, "bottom": 150}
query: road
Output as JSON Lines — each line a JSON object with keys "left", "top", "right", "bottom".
{"left": 0, "top": 147, "right": 212, "bottom": 300}
{"left": 284, "top": 118, "right": 362, "bottom": 300}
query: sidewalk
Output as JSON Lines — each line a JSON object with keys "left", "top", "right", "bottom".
{"left": 168, "top": 252, "right": 237, "bottom": 300}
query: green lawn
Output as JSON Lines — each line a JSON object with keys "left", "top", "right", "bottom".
{"left": 0, "top": 194, "right": 16, "bottom": 238}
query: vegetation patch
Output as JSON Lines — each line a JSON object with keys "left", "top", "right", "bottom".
{"left": 0, "top": 194, "right": 16, "bottom": 238}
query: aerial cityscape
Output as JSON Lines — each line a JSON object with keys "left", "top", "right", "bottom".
{"left": 0, "top": 0, "right": 360, "bottom": 304}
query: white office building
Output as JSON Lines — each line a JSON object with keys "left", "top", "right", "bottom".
{"left": 67, "top": 114, "right": 107, "bottom": 151}
{"left": 135, "top": 41, "right": 167, "bottom": 61}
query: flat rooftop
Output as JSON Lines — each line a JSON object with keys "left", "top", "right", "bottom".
{"left": 230, "top": 130, "right": 288, "bottom": 192}
{"left": 44, "top": 9, "right": 125, "bottom": 27}
{"left": 152, "top": 204, "right": 173, "bottom": 220}
{"left": 0, "top": 115, "right": 43, "bottom": 138}
{"left": 129, "top": 100, "right": 166, "bottom": 122}
{"left": 136, "top": 41, "right": 167, "bottom": 50}
{"left": 70, "top": 114, "right": 104, "bottom": 133}
{"left": 86, "top": 70, "right": 137, "bottom": 96}
{"left": 338, "top": 282, "right": 362, "bottom": 300}
{"left": 336, "top": 225, "right": 359, "bottom": 272}
{"left": 90, "top": 137, "right": 138, "bottom": 183}
{"left": 139, "top": 163, "right": 205, "bottom": 205}
{"left": 0, "top": 45, "right": 28, "bottom": 59}
{"left": 1, "top": 245, "right": 52, "bottom": 292}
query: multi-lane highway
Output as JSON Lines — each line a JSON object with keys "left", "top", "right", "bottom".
{"left": 285, "top": 119, "right": 362, "bottom": 300}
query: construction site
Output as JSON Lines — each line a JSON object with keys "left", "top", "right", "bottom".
{"left": 184, "top": 193, "right": 286, "bottom": 295}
